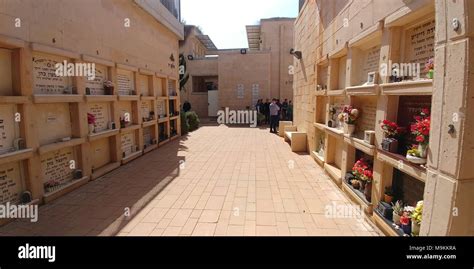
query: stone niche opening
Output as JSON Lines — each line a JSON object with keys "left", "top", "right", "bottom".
{"left": 0, "top": 47, "right": 17, "bottom": 96}
{"left": 158, "top": 121, "right": 169, "bottom": 143}
{"left": 350, "top": 96, "right": 377, "bottom": 141}
{"left": 138, "top": 74, "right": 154, "bottom": 97}
{"left": 118, "top": 101, "right": 138, "bottom": 129}
{"left": 85, "top": 64, "right": 111, "bottom": 96}
{"left": 0, "top": 104, "right": 23, "bottom": 155}
{"left": 316, "top": 62, "right": 329, "bottom": 93}
{"left": 312, "top": 128, "right": 326, "bottom": 166}
{"left": 327, "top": 96, "right": 346, "bottom": 130}
{"left": 91, "top": 137, "right": 116, "bottom": 173}
{"left": 0, "top": 161, "right": 27, "bottom": 205}
{"left": 350, "top": 41, "right": 381, "bottom": 87}
{"left": 170, "top": 118, "right": 178, "bottom": 138}
{"left": 343, "top": 148, "right": 375, "bottom": 211}
{"left": 143, "top": 126, "right": 158, "bottom": 151}
{"left": 156, "top": 77, "right": 167, "bottom": 97}
{"left": 40, "top": 146, "right": 84, "bottom": 195}
{"left": 169, "top": 99, "right": 179, "bottom": 117}
{"left": 32, "top": 52, "right": 75, "bottom": 95}
{"left": 168, "top": 79, "right": 177, "bottom": 97}
{"left": 117, "top": 69, "right": 136, "bottom": 96}
{"left": 35, "top": 103, "right": 76, "bottom": 147}
{"left": 389, "top": 95, "right": 432, "bottom": 156}
{"left": 315, "top": 96, "right": 327, "bottom": 126}
{"left": 325, "top": 131, "right": 344, "bottom": 184}
{"left": 392, "top": 169, "right": 425, "bottom": 207}
{"left": 87, "top": 102, "right": 115, "bottom": 135}
{"left": 329, "top": 55, "right": 347, "bottom": 92}
{"left": 141, "top": 101, "right": 155, "bottom": 123}
{"left": 157, "top": 99, "right": 168, "bottom": 120}
{"left": 120, "top": 130, "right": 140, "bottom": 162}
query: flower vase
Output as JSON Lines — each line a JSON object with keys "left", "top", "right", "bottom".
{"left": 392, "top": 213, "right": 401, "bottom": 225}
{"left": 418, "top": 143, "right": 428, "bottom": 158}
{"left": 344, "top": 123, "right": 355, "bottom": 136}
{"left": 88, "top": 124, "right": 95, "bottom": 134}
{"left": 412, "top": 221, "right": 421, "bottom": 236}
{"left": 427, "top": 69, "right": 434, "bottom": 79}
{"left": 359, "top": 180, "right": 366, "bottom": 192}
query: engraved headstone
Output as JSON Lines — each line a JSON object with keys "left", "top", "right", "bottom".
{"left": 32, "top": 53, "right": 71, "bottom": 94}
{"left": 40, "top": 147, "right": 75, "bottom": 185}
{"left": 0, "top": 162, "right": 23, "bottom": 204}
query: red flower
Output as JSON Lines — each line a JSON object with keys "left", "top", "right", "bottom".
{"left": 416, "top": 135, "right": 425, "bottom": 143}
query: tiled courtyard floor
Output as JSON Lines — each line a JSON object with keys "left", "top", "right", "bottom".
{"left": 0, "top": 124, "right": 382, "bottom": 236}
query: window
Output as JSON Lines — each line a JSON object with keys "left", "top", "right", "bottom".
{"left": 192, "top": 76, "right": 218, "bottom": 93}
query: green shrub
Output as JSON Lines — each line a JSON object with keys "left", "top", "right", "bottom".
{"left": 181, "top": 112, "right": 189, "bottom": 135}
{"left": 186, "top": 111, "right": 200, "bottom": 132}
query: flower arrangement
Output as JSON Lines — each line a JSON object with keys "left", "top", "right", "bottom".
{"left": 411, "top": 201, "right": 423, "bottom": 225}
{"left": 352, "top": 158, "right": 373, "bottom": 183}
{"left": 87, "top": 113, "right": 96, "bottom": 125}
{"left": 381, "top": 120, "right": 404, "bottom": 138}
{"left": 410, "top": 109, "right": 431, "bottom": 144}
{"left": 424, "top": 58, "right": 434, "bottom": 79}
{"left": 340, "top": 105, "right": 359, "bottom": 125}
{"left": 392, "top": 200, "right": 404, "bottom": 224}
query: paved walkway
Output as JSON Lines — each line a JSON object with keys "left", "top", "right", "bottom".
{"left": 0, "top": 125, "right": 381, "bottom": 236}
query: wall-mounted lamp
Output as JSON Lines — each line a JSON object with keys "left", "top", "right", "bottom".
{"left": 240, "top": 49, "right": 247, "bottom": 55}
{"left": 290, "top": 49, "right": 302, "bottom": 60}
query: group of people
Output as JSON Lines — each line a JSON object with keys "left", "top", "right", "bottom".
{"left": 255, "top": 99, "right": 293, "bottom": 133}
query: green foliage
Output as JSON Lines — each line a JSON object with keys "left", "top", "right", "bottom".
{"left": 181, "top": 112, "right": 189, "bottom": 135}
{"left": 186, "top": 111, "right": 200, "bottom": 132}
{"left": 392, "top": 200, "right": 404, "bottom": 216}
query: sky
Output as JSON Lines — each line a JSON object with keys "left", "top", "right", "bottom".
{"left": 181, "top": 0, "right": 299, "bottom": 49}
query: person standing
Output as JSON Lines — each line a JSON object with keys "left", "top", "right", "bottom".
{"left": 282, "top": 99, "right": 289, "bottom": 120}
{"left": 264, "top": 99, "right": 270, "bottom": 125}
{"left": 288, "top": 100, "right": 293, "bottom": 121}
{"left": 269, "top": 99, "right": 280, "bottom": 133}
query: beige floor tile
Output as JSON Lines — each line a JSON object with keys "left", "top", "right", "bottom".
{"left": 192, "top": 223, "right": 217, "bottom": 236}
{"left": 256, "top": 212, "right": 277, "bottom": 226}
{"left": 199, "top": 210, "right": 220, "bottom": 223}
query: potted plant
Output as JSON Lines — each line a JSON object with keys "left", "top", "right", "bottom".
{"left": 392, "top": 200, "right": 403, "bottom": 225}
{"left": 424, "top": 58, "right": 434, "bottom": 79}
{"left": 87, "top": 113, "right": 96, "bottom": 134}
{"left": 411, "top": 201, "right": 423, "bottom": 236}
{"left": 384, "top": 186, "right": 394, "bottom": 203}
{"left": 380, "top": 120, "right": 404, "bottom": 153}
{"left": 407, "top": 109, "right": 430, "bottom": 163}
{"left": 341, "top": 105, "right": 359, "bottom": 136}
{"left": 104, "top": 80, "right": 114, "bottom": 95}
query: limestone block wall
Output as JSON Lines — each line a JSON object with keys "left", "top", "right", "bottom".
{"left": 294, "top": 0, "right": 473, "bottom": 235}
{"left": 0, "top": 0, "right": 182, "bottom": 216}
{"left": 218, "top": 51, "right": 271, "bottom": 111}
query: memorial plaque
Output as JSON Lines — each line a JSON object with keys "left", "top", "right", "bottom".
{"left": 85, "top": 64, "right": 107, "bottom": 95}
{"left": 359, "top": 102, "right": 377, "bottom": 132}
{"left": 88, "top": 103, "right": 111, "bottom": 133}
{"left": 143, "top": 127, "right": 152, "bottom": 146}
{"left": 138, "top": 75, "right": 150, "bottom": 96}
{"left": 405, "top": 19, "right": 435, "bottom": 74}
{"left": 36, "top": 104, "right": 72, "bottom": 146}
{"left": 0, "top": 48, "right": 13, "bottom": 96}
{"left": 397, "top": 96, "right": 432, "bottom": 127}
{"left": 91, "top": 138, "right": 111, "bottom": 170}
{"left": 121, "top": 133, "right": 136, "bottom": 157}
{"left": 32, "top": 52, "right": 71, "bottom": 94}
{"left": 157, "top": 100, "right": 166, "bottom": 117}
{"left": 117, "top": 69, "right": 134, "bottom": 95}
{"left": 0, "top": 105, "right": 19, "bottom": 155}
{"left": 40, "top": 147, "right": 75, "bottom": 185}
{"left": 360, "top": 46, "right": 381, "bottom": 85}
{"left": 119, "top": 102, "right": 133, "bottom": 121}
{"left": 0, "top": 162, "right": 24, "bottom": 204}
{"left": 141, "top": 101, "right": 151, "bottom": 119}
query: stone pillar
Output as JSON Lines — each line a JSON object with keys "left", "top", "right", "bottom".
{"left": 422, "top": 0, "right": 474, "bottom": 236}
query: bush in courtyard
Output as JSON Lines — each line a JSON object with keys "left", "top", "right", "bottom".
{"left": 181, "top": 111, "right": 189, "bottom": 135}
{"left": 186, "top": 111, "right": 200, "bottom": 132}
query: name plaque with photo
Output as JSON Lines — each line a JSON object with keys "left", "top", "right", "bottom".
{"left": 359, "top": 103, "right": 377, "bottom": 132}
{"left": 361, "top": 46, "right": 381, "bottom": 84}
{"left": 0, "top": 162, "right": 23, "bottom": 204}
{"left": 32, "top": 53, "right": 70, "bottom": 94}
{"left": 141, "top": 101, "right": 151, "bottom": 118}
{"left": 40, "top": 147, "right": 75, "bottom": 185}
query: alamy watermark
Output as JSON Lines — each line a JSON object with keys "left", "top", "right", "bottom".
{"left": 380, "top": 61, "right": 422, "bottom": 79}
{"left": 55, "top": 60, "right": 96, "bottom": 81}
{"left": 325, "top": 202, "right": 364, "bottom": 220}
{"left": 217, "top": 108, "right": 258, "bottom": 128}
{"left": 0, "top": 202, "right": 38, "bottom": 222}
